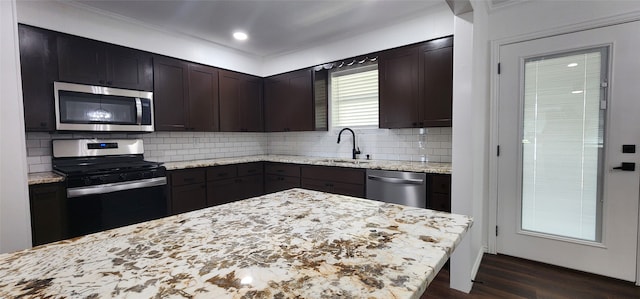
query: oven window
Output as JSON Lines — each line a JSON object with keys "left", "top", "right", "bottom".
{"left": 59, "top": 91, "right": 137, "bottom": 124}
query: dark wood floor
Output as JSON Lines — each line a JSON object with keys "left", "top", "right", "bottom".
{"left": 422, "top": 254, "right": 640, "bottom": 299}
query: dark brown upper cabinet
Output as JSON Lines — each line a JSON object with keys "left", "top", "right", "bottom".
{"left": 219, "top": 70, "right": 263, "bottom": 132}
{"left": 264, "top": 69, "right": 314, "bottom": 132}
{"left": 153, "top": 56, "right": 189, "bottom": 131}
{"left": 187, "top": 63, "right": 219, "bottom": 132}
{"left": 18, "top": 24, "right": 59, "bottom": 132}
{"left": 57, "top": 35, "right": 152, "bottom": 91}
{"left": 379, "top": 36, "right": 453, "bottom": 128}
{"left": 153, "top": 56, "right": 219, "bottom": 132}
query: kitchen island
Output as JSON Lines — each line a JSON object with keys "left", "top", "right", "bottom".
{"left": 0, "top": 189, "right": 471, "bottom": 298}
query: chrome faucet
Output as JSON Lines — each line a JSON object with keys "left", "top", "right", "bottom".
{"left": 337, "top": 128, "right": 361, "bottom": 159}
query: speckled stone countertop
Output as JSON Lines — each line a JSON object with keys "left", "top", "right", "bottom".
{"left": 164, "top": 155, "right": 452, "bottom": 174}
{"left": 0, "top": 189, "right": 471, "bottom": 298}
{"left": 27, "top": 172, "right": 65, "bottom": 185}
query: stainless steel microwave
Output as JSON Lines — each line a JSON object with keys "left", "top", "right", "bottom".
{"left": 54, "top": 82, "right": 154, "bottom": 132}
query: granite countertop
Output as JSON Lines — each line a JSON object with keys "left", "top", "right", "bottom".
{"left": 0, "top": 189, "right": 471, "bottom": 298}
{"left": 27, "top": 172, "right": 65, "bottom": 185}
{"left": 164, "top": 155, "right": 452, "bottom": 174}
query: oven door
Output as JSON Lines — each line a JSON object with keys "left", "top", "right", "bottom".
{"left": 66, "top": 178, "right": 167, "bottom": 238}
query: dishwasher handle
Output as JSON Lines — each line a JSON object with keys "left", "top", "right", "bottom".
{"left": 367, "top": 175, "right": 424, "bottom": 185}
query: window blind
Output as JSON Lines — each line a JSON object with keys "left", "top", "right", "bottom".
{"left": 330, "top": 65, "right": 378, "bottom": 127}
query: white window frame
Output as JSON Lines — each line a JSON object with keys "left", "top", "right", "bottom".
{"left": 328, "top": 64, "right": 379, "bottom": 129}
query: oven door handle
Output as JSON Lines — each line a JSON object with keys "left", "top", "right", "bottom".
{"left": 67, "top": 177, "right": 167, "bottom": 198}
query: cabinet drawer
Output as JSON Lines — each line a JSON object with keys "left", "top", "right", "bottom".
{"left": 265, "top": 163, "right": 300, "bottom": 177}
{"left": 170, "top": 168, "right": 205, "bottom": 186}
{"left": 301, "top": 165, "right": 365, "bottom": 185}
{"left": 206, "top": 165, "right": 237, "bottom": 181}
{"left": 429, "top": 174, "right": 451, "bottom": 194}
{"left": 238, "top": 162, "right": 263, "bottom": 176}
{"left": 264, "top": 174, "right": 300, "bottom": 194}
{"left": 301, "top": 178, "right": 365, "bottom": 198}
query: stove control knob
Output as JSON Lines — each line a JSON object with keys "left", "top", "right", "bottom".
{"left": 83, "top": 178, "right": 92, "bottom": 185}
{"left": 119, "top": 173, "right": 127, "bottom": 181}
{"left": 142, "top": 172, "right": 151, "bottom": 179}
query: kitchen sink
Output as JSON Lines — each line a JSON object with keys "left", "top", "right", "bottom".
{"left": 317, "top": 158, "right": 371, "bottom": 165}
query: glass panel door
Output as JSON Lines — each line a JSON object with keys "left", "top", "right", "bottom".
{"left": 521, "top": 48, "right": 607, "bottom": 242}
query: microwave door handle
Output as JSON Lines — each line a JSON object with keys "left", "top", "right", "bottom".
{"left": 135, "top": 98, "right": 142, "bottom": 125}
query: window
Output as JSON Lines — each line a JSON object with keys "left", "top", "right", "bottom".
{"left": 330, "top": 64, "right": 378, "bottom": 127}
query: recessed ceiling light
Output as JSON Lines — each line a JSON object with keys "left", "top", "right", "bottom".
{"left": 571, "top": 90, "right": 584, "bottom": 94}
{"left": 567, "top": 63, "right": 578, "bottom": 67}
{"left": 233, "top": 31, "right": 248, "bottom": 41}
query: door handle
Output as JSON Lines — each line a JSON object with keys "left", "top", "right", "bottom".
{"left": 367, "top": 175, "right": 424, "bottom": 184}
{"left": 613, "top": 162, "right": 635, "bottom": 171}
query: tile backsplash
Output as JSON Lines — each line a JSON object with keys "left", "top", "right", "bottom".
{"left": 267, "top": 127, "right": 451, "bottom": 162}
{"left": 25, "top": 127, "right": 451, "bottom": 173}
{"left": 25, "top": 132, "right": 267, "bottom": 173}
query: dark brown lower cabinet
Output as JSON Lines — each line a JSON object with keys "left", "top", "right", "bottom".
{"left": 264, "top": 163, "right": 301, "bottom": 194}
{"left": 29, "top": 183, "right": 66, "bottom": 246}
{"left": 169, "top": 168, "right": 207, "bottom": 214}
{"left": 206, "top": 162, "right": 264, "bottom": 206}
{"left": 170, "top": 163, "right": 265, "bottom": 212}
{"left": 300, "top": 165, "right": 365, "bottom": 197}
{"left": 427, "top": 174, "right": 451, "bottom": 212}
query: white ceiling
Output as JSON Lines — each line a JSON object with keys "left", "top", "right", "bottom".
{"left": 72, "top": 0, "right": 443, "bottom": 57}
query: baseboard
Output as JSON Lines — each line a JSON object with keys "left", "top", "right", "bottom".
{"left": 471, "top": 246, "right": 487, "bottom": 280}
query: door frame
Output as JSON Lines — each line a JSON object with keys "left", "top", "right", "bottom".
{"left": 488, "top": 12, "right": 640, "bottom": 285}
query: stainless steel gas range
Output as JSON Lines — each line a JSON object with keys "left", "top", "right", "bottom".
{"left": 52, "top": 139, "right": 167, "bottom": 238}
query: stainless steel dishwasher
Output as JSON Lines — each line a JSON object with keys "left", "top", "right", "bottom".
{"left": 365, "top": 169, "right": 427, "bottom": 208}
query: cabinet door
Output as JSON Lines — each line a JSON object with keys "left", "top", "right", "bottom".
{"left": 219, "top": 70, "right": 243, "bottom": 132}
{"left": 105, "top": 45, "right": 153, "bottom": 91}
{"left": 265, "top": 69, "right": 313, "bottom": 132}
{"left": 264, "top": 78, "right": 289, "bottom": 132}
{"left": 427, "top": 174, "right": 451, "bottom": 212}
{"left": 57, "top": 35, "right": 105, "bottom": 86}
{"left": 171, "top": 183, "right": 207, "bottom": 214}
{"left": 240, "top": 77, "right": 264, "bottom": 132}
{"left": 29, "top": 183, "right": 66, "bottom": 246}
{"left": 238, "top": 174, "right": 264, "bottom": 200}
{"left": 420, "top": 38, "right": 453, "bottom": 127}
{"left": 153, "top": 56, "right": 189, "bottom": 131}
{"left": 207, "top": 178, "right": 239, "bottom": 206}
{"left": 188, "top": 63, "right": 219, "bottom": 131}
{"left": 287, "top": 70, "right": 314, "bottom": 131}
{"left": 18, "top": 25, "right": 58, "bottom": 131}
{"left": 378, "top": 46, "right": 420, "bottom": 128}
